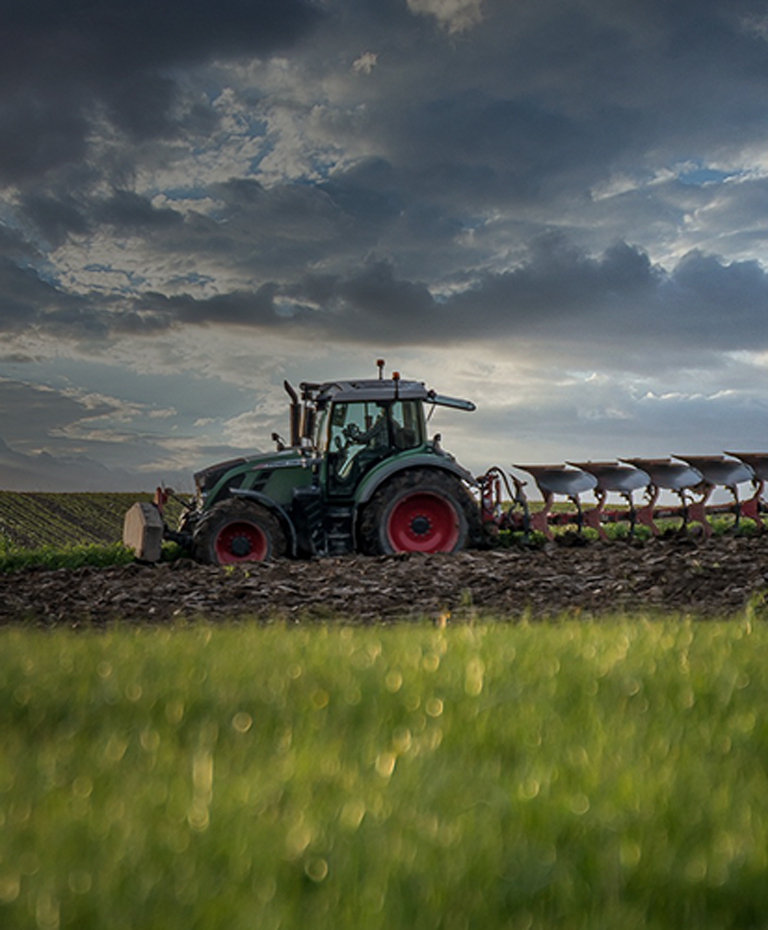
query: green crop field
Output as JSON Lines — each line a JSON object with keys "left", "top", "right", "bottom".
{"left": 1, "top": 619, "right": 767, "bottom": 930}
{"left": 0, "top": 491, "right": 190, "bottom": 550}
{"left": 0, "top": 491, "right": 157, "bottom": 549}
{"left": 0, "top": 492, "right": 190, "bottom": 571}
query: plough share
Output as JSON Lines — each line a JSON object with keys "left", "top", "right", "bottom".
{"left": 479, "top": 453, "right": 768, "bottom": 540}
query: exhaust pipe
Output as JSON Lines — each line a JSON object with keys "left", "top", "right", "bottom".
{"left": 284, "top": 380, "right": 300, "bottom": 447}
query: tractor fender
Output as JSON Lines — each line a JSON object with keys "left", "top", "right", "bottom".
{"left": 356, "top": 455, "right": 477, "bottom": 506}
{"left": 229, "top": 488, "right": 298, "bottom": 556}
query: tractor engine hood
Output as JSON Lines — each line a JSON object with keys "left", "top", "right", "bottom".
{"left": 194, "top": 457, "right": 248, "bottom": 495}
{"left": 194, "top": 449, "right": 316, "bottom": 501}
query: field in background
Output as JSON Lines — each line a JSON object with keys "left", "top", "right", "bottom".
{"left": 0, "top": 491, "right": 190, "bottom": 551}
{"left": 1, "top": 619, "right": 767, "bottom": 930}
{"left": 0, "top": 492, "right": 156, "bottom": 549}
{"left": 0, "top": 492, "right": 193, "bottom": 573}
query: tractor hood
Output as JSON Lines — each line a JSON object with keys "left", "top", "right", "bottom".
{"left": 193, "top": 449, "right": 315, "bottom": 498}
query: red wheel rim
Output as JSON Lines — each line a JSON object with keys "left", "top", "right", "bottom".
{"left": 214, "top": 521, "right": 268, "bottom": 563}
{"left": 386, "top": 492, "right": 460, "bottom": 553}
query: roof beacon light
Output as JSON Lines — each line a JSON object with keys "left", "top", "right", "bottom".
{"left": 377, "top": 359, "right": 386, "bottom": 380}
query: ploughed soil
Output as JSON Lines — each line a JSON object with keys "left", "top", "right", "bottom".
{"left": 3, "top": 534, "right": 768, "bottom": 626}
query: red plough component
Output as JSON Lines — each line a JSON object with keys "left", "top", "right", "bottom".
{"left": 673, "top": 455, "right": 755, "bottom": 533}
{"left": 621, "top": 458, "right": 711, "bottom": 538}
{"left": 725, "top": 453, "right": 768, "bottom": 530}
{"left": 510, "top": 464, "right": 597, "bottom": 540}
{"left": 568, "top": 461, "right": 650, "bottom": 540}
{"left": 487, "top": 453, "right": 768, "bottom": 539}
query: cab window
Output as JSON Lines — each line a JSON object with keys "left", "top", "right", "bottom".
{"left": 389, "top": 400, "right": 424, "bottom": 450}
{"left": 325, "top": 399, "right": 424, "bottom": 495}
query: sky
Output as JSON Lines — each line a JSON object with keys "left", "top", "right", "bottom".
{"left": 4, "top": 0, "right": 768, "bottom": 491}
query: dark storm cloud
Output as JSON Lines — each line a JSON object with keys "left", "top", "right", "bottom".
{"left": 276, "top": 238, "right": 768, "bottom": 362}
{"left": 0, "top": 252, "right": 174, "bottom": 339}
{"left": 0, "top": 257, "right": 79, "bottom": 330}
{"left": 0, "top": 224, "right": 37, "bottom": 260}
{"left": 0, "top": 95, "right": 91, "bottom": 183}
{"left": 3, "top": 224, "right": 768, "bottom": 366}
{"left": 18, "top": 188, "right": 184, "bottom": 249}
{"left": 388, "top": 95, "right": 636, "bottom": 205}
{"left": 94, "top": 191, "right": 183, "bottom": 230}
{"left": 108, "top": 175, "right": 404, "bottom": 283}
{"left": 213, "top": 178, "right": 364, "bottom": 256}
{"left": 315, "top": 1, "right": 768, "bottom": 199}
{"left": 0, "top": 378, "right": 112, "bottom": 442}
{"left": 142, "top": 284, "right": 282, "bottom": 328}
{"left": 20, "top": 191, "right": 92, "bottom": 247}
{"left": 0, "top": 0, "right": 323, "bottom": 182}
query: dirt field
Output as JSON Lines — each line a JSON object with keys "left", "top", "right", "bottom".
{"left": 3, "top": 534, "right": 768, "bottom": 625}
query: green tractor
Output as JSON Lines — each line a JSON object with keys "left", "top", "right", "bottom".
{"left": 124, "top": 362, "right": 483, "bottom": 564}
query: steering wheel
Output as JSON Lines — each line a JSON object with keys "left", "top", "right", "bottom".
{"left": 343, "top": 423, "right": 363, "bottom": 443}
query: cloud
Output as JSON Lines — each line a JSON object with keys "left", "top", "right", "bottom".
{"left": 0, "top": 435, "right": 134, "bottom": 492}
{"left": 407, "top": 0, "right": 484, "bottom": 34}
{"left": 19, "top": 191, "right": 92, "bottom": 247}
{"left": 4, "top": 223, "right": 768, "bottom": 377}
{"left": 6, "top": 1, "right": 768, "bottom": 487}
{"left": 352, "top": 52, "right": 378, "bottom": 75}
{"left": 0, "top": 0, "right": 323, "bottom": 184}
{"left": 94, "top": 191, "right": 184, "bottom": 231}
{"left": 0, "top": 377, "right": 194, "bottom": 490}
{"left": 0, "top": 257, "right": 81, "bottom": 330}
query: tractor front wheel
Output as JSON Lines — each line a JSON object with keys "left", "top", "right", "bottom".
{"left": 193, "top": 499, "right": 286, "bottom": 565}
{"left": 360, "top": 471, "right": 475, "bottom": 555}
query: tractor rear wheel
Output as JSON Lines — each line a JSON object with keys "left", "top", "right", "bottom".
{"left": 359, "top": 471, "right": 476, "bottom": 555}
{"left": 193, "top": 498, "right": 286, "bottom": 565}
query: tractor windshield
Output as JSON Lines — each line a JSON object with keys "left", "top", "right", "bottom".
{"left": 325, "top": 399, "right": 425, "bottom": 495}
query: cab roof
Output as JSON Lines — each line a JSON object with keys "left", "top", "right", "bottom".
{"left": 312, "top": 379, "right": 428, "bottom": 403}
{"left": 302, "top": 378, "right": 475, "bottom": 411}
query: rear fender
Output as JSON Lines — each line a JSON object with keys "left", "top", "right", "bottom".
{"left": 356, "top": 455, "right": 476, "bottom": 506}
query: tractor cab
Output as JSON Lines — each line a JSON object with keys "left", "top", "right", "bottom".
{"left": 317, "top": 379, "right": 428, "bottom": 498}
{"left": 278, "top": 363, "right": 475, "bottom": 504}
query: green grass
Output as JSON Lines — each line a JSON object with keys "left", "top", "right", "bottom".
{"left": 1, "top": 618, "right": 768, "bottom": 929}
{"left": 499, "top": 514, "right": 759, "bottom": 548}
{"left": 0, "top": 541, "right": 136, "bottom": 573}
{"left": 0, "top": 540, "right": 185, "bottom": 574}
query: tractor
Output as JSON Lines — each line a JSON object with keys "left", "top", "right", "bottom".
{"left": 124, "top": 361, "right": 483, "bottom": 564}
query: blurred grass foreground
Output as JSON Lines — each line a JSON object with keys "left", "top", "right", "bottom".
{"left": 1, "top": 619, "right": 767, "bottom": 930}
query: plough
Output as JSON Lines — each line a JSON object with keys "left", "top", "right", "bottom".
{"left": 479, "top": 453, "right": 768, "bottom": 540}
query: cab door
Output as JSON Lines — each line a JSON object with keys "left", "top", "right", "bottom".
{"left": 323, "top": 399, "right": 427, "bottom": 498}
{"left": 324, "top": 400, "right": 392, "bottom": 497}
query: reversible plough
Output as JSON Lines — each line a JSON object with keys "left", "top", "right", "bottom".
{"left": 479, "top": 453, "right": 768, "bottom": 540}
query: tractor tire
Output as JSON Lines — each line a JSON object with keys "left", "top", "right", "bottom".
{"left": 193, "top": 498, "right": 287, "bottom": 565}
{"left": 359, "top": 470, "right": 479, "bottom": 555}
